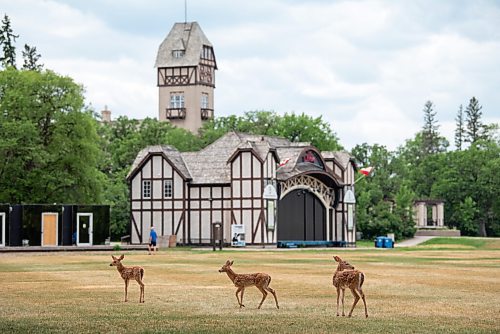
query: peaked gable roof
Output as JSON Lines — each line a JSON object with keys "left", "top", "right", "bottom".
{"left": 127, "top": 145, "right": 191, "bottom": 180}
{"left": 155, "top": 21, "right": 216, "bottom": 68}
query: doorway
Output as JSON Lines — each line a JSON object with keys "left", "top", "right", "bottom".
{"left": 277, "top": 189, "right": 326, "bottom": 241}
{"left": 42, "top": 213, "right": 58, "bottom": 246}
{"left": 77, "top": 213, "right": 93, "bottom": 246}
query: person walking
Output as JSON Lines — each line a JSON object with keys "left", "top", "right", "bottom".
{"left": 148, "top": 226, "right": 158, "bottom": 255}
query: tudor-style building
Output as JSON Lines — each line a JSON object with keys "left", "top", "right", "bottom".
{"left": 127, "top": 132, "right": 357, "bottom": 246}
{"left": 155, "top": 22, "right": 217, "bottom": 133}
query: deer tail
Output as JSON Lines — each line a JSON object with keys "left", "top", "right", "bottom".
{"left": 358, "top": 272, "right": 365, "bottom": 289}
{"left": 140, "top": 268, "right": 144, "bottom": 280}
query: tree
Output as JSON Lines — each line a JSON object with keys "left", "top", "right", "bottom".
{"left": 22, "top": 44, "right": 43, "bottom": 71}
{"left": 0, "top": 68, "right": 105, "bottom": 204}
{"left": 455, "top": 104, "right": 464, "bottom": 150}
{"left": 421, "top": 101, "right": 440, "bottom": 155}
{"left": 0, "top": 14, "right": 18, "bottom": 69}
{"left": 431, "top": 140, "right": 500, "bottom": 236}
{"left": 199, "top": 110, "right": 343, "bottom": 151}
{"left": 464, "top": 97, "right": 485, "bottom": 144}
{"left": 454, "top": 197, "right": 479, "bottom": 236}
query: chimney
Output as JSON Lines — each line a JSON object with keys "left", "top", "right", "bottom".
{"left": 101, "top": 105, "right": 111, "bottom": 123}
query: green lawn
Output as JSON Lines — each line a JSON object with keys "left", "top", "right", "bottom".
{"left": 1, "top": 242, "right": 499, "bottom": 333}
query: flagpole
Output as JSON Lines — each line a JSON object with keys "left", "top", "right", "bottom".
{"left": 354, "top": 174, "right": 366, "bottom": 184}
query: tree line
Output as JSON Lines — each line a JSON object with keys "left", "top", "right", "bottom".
{"left": 1, "top": 15, "right": 498, "bottom": 240}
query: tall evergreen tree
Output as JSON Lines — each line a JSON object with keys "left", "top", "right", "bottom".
{"left": 0, "top": 14, "right": 18, "bottom": 69}
{"left": 464, "top": 96, "right": 484, "bottom": 144}
{"left": 421, "top": 100, "right": 440, "bottom": 154}
{"left": 455, "top": 104, "right": 464, "bottom": 150}
{"left": 21, "top": 44, "right": 43, "bottom": 71}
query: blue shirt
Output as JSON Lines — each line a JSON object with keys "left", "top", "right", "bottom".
{"left": 150, "top": 230, "right": 157, "bottom": 242}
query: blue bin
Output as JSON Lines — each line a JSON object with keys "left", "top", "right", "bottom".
{"left": 374, "top": 236, "right": 384, "bottom": 248}
{"left": 383, "top": 237, "right": 394, "bottom": 248}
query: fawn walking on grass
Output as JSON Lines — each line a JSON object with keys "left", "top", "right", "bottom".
{"left": 110, "top": 255, "right": 145, "bottom": 303}
{"left": 219, "top": 260, "right": 279, "bottom": 309}
{"left": 332, "top": 255, "right": 368, "bottom": 318}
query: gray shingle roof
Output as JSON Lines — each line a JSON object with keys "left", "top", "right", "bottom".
{"left": 127, "top": 132, "right": 349, "bottom": 185}
{"left": 322, "top": 151, "right": 355, "bottom": 170}
{"left": 155, "top": 22, "right": 216, "bottom": 68}
{"left": 127, "top": 145, "right": 191, "bottom": 180}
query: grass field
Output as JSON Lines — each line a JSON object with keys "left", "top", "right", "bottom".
{"left": 1, "top": 238, "right": 499, "bottom": 333}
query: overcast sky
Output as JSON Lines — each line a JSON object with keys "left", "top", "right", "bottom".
{"left": 2, "top": 0, "right": 499, "bottom": 150}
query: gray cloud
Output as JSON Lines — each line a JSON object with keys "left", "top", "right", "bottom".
{"left": 1, "top": 0, "right": 499, "bottom": 150}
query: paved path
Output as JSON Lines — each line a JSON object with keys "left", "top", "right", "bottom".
{"left": 396, "top": 236, "right": 435, "bottom": 247}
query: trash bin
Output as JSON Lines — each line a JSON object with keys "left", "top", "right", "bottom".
{"left": 383, "top": 237, "right": 394, "bottom": 248}
{"left": 168, "top": 235, "right": 177, "bottom": 248}
{"left": 212, "top": 222, "right": 223, "bottom": 251}
{"left": 374, "top": 236, "right": 384, "bottom": 248}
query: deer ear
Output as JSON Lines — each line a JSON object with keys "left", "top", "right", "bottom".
{"left": 229, "top": 260, "right": 234, "bottom": 266}
{"left": 112, "top": 255, "right": 116, "bottom": 260}
{"left": 334, "top": 256, "right": 341, "bottom": 262}
{"left": 119, "top": 255, "right": 124, "bottom": 260}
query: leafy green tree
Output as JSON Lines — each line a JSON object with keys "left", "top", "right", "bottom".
{"left": 0, "top": 67, "right": 104, "bottom": 204}
{"left": 0, "top": 14, "right": 18, "bottom": 69}
{"left": 431, "top": 140, "right": 500, "bottom": 236}
{"left": 200, "top": 110, "right": 342, "bottom": 151}
{"left": 393, "top": 184, "right": 417, "bottom": 239}
{"left": 454, "top": 197, "right": 479, "bottom": 236}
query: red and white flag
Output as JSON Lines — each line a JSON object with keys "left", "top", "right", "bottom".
{"left": 359, "top": 166, "right": 374, "bottom": 176}
{"left": 279, "top": 158, "right": 290, "bottom": 167}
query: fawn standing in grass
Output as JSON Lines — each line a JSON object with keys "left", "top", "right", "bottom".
{"left": 109, "top": 255, "right": 145, "bottom": 303}
{"left": 332, "top": 255, "right": 368, "bottom": 318}
{"left": 219, "top": 260, "right": 279, "bottom": 309}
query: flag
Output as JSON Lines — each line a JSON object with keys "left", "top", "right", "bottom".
{"left": 359, "top": 166, "right": 374, "bottom": 176}
{"left": 279, "top": 158, "right": 290, "bottom": 167}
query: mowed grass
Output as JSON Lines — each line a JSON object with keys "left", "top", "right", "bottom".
{"left": 1, "top": 241, "right": 499, "bottom": 333}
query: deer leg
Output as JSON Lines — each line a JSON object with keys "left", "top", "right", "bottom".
{"left": 257, "top": 286, "right": 268, "bottom": 309}
{"left": 348, "top": 288, "right": 360, "bottom": 317}
{"left": 359, "top": 288, "right": 368, "bottom": 318}
{"left": 240, "top": 287, "right": 246, "bottom": 308}
{"left": 266, "top": 287, "right": 279, "bottom": 309}
{"left": 336, "top": 287, "right": 341, "bottom": 316}
{"left": 137, "top": 278, "right": 145, "bottom": 303}
{"left": 124, "top": 279, "right": 129, "bottom": 302}
{"left": 341, "top": 288, "right": 346, "bottom": 316}
{"left": 235, "top": 287, "right": 244, "bottom": 308}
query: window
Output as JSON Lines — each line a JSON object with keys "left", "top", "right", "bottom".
{"left": 170, "top": 93, "right": 184, "bottom": 108}
{"left": 201, "top": 93, "right": 209, "bottom": 109}
{"left": 143, "top": 180, "right": 151, "bottom": 198}
{"left": 164, "top": 180, "right": 173, "bottom": 198}
{"left": 172, "top": 50, "right": 185, "bottom": 58}
{"left": 201, "top": 45, "right": 212, "bottom": 60}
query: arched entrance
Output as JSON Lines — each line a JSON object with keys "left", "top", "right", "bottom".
{"left": 277, "top": 189, "right": 326, "bottom": 241}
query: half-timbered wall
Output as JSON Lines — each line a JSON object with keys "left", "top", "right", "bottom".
{"left": 263, "top": 152, "right": 278, "bottom": 243}
{"left": 130, "top": 154, "right": 187, "bottom": 244}
{"left": 187, "top": 185, "right": 231, "bottom": 244}
{"left": 230, "top": 150, "right": 275, "bottom": 244}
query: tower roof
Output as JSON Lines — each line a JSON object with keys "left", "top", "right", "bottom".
{"left": 155, "top": 22, "right": 216, "bottom": 68}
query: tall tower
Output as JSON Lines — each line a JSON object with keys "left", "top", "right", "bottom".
{"left": 155, "top": 22, "right": 217, "bottom": 133}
